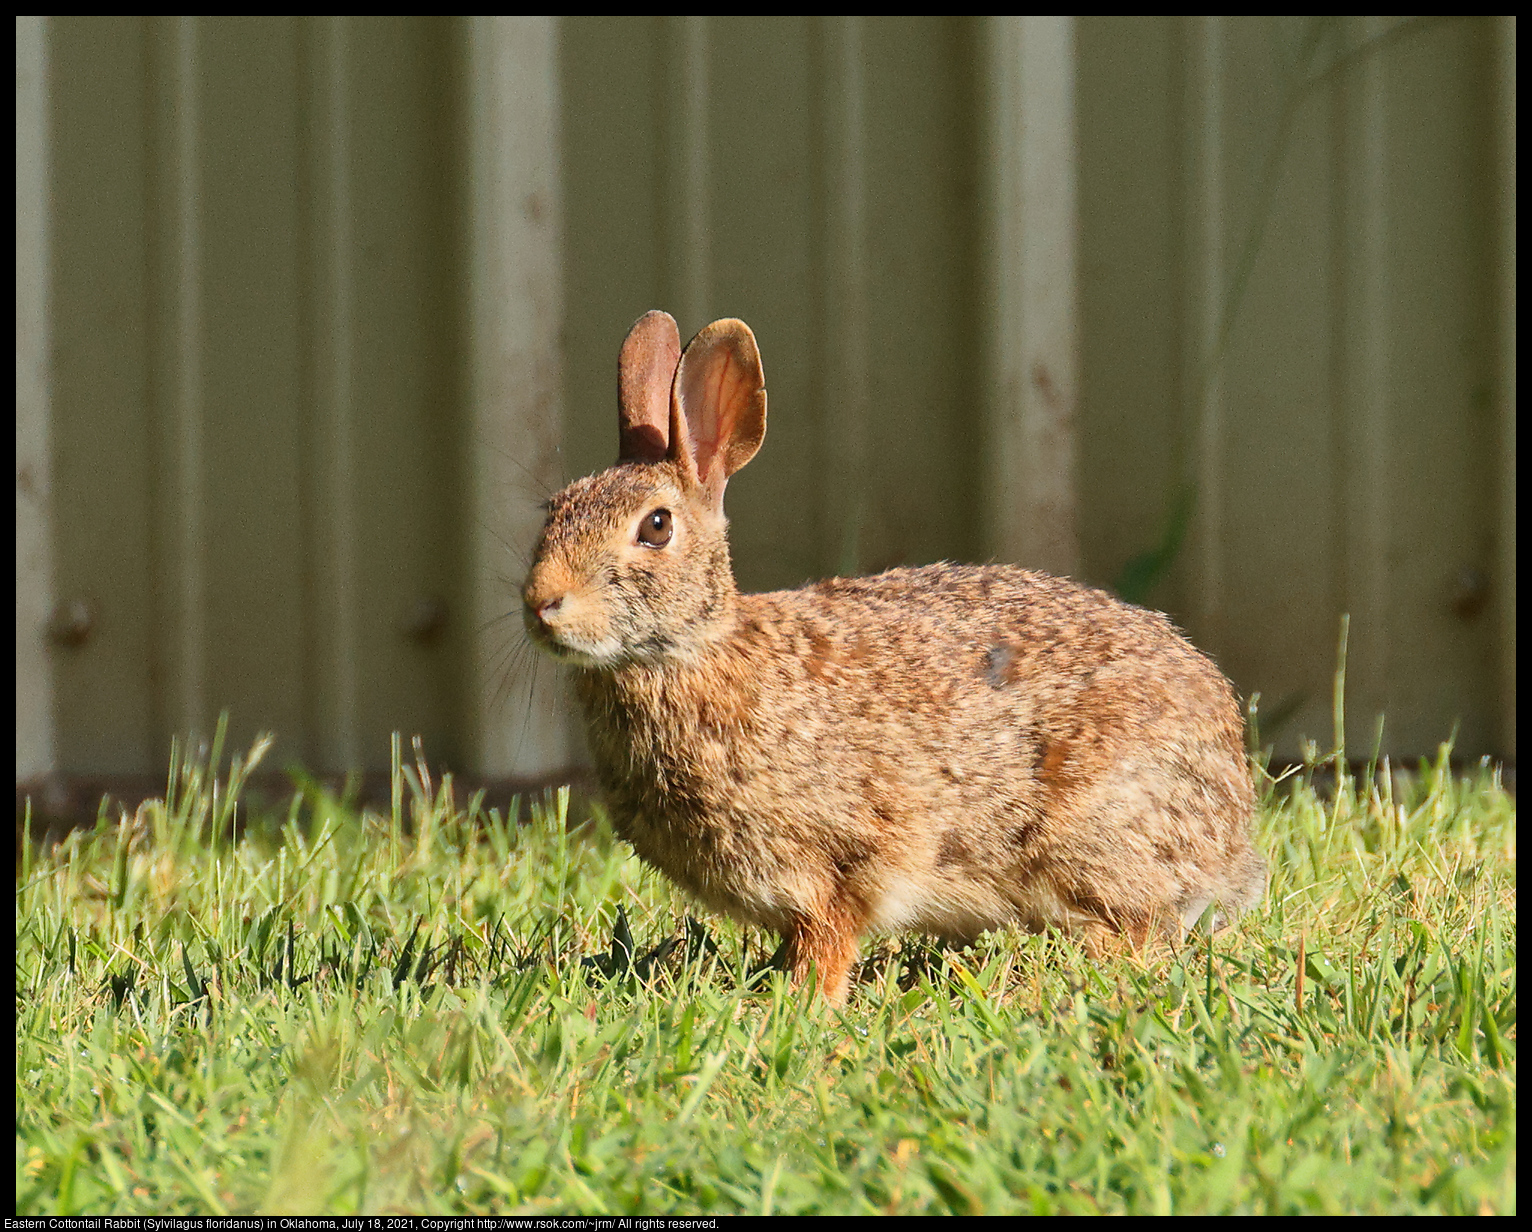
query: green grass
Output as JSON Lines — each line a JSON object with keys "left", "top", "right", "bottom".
{"left": 15, "top": 724, "right": 1515, "bottom": 1215}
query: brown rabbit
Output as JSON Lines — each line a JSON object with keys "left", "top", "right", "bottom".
{"left": 524, "top": 310, "right": 1266, "bottom": 1004}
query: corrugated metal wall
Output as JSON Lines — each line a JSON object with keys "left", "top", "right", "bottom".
{"left": 1074, "top": 15, "right": 1510, "bottom": 759}
{"left": 17, "top": 16, "right": 1514, "bottom": 796}
{"left": 34, "top": 16, "right": 468, "bottom": 777}
{"left": 560, "top": 15, "right": 1513, "bottom": 761}
{"left": 560, "top": 16, "right": 987, "bottom": 596}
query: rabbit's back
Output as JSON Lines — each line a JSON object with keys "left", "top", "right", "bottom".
{"left": 576, "top": 562, "right": 1264, "bottom": 951}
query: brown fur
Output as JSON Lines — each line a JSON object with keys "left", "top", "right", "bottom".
{"left": 523, "top": 312, "right": 1265, "bottom": 1005}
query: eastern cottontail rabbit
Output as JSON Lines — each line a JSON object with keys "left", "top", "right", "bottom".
{"left": 524, "top": 310, "right": 1266, "bottom": 1003}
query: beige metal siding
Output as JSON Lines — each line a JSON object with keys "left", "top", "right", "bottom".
{"left": 1076, "top": 15, "right": 1506, "bottom": 759}
{"left": 41, "top": 16, "right": 467, "bottom": 776}
{"left": 16, "top": 16, "right": 56, "bottom": 782}
{"left": 1494, "top": 17, "right": 1516, "bottom": 759}
{"left": 560, "top": 16, "right": 986, "bottom": 597}
{"left": 19, "top": 16, "right": 1513, "bottom": 790}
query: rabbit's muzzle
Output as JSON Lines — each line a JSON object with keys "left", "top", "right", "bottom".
{"left": 523, "top": 565, "right": 626, "bottom": 668}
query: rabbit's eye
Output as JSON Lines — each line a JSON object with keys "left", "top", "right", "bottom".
{"left": 638, "top": 508, "right": 673, "bottom": 548}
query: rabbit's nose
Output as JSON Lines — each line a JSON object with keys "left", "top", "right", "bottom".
{"left": 533, "top": 596, "right": 565, "bottom": 625}
{"left": 525, "top": 561, "right": 578, "bottom": 624}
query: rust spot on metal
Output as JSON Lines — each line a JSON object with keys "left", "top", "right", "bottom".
{"left": 1031, "top": 361, "right": 1060, "bottom": 407}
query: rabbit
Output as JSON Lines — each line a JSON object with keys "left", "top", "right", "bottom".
{"left": 523, "top": 309, "right": 1266, "bottom": 1005}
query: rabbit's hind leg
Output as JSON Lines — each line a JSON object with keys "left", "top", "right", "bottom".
{"left": 784, "top": 899, "right": 868, "bottom": 1007}
{"left": 1075, "top": 906, "right": 1165, "bottom": 961}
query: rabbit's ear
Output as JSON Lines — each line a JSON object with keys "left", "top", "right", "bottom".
{"left": 671, "top": 318, "right": 767, "bottom": 509}
{"left": 618, "top": 310, "right": 682, "bottom": 464}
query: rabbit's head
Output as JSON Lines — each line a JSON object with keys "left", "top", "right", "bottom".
{"left": 523, "top": 311, "right": 766, "bottom": 669}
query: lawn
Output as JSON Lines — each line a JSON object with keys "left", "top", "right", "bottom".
{"left": 15, "top": 722, "right": 1516, "bottom": 1214}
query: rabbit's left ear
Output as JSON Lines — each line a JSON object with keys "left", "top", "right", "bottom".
{"left": 670, "top": 318, "right": 767, "bottom": 510}
{"left": 618, "top": 310, "right": 682, "bottom": 464}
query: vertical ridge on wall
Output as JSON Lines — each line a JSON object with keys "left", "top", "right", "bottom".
{"left": 1184, "top": 15, "right": 1228, "bottom": 658}
{"left": 16, "top": 14, "right": 56, "bottom": 782}
{"left": 663, "top": 16, "right": 711, "bottom": 334}
{"left": 310, "top": 15, "right": 361, "bottom": 770}
{"left": 1493, "top": 15, "right": 1515, "bottom": 759}
{"left": 467, "top": 16, "right": 572, "bottom": 779}
{"left": 168, "top": 15, "right": 208, "bottom": 744}
{"left": 819, "top": 16, "right": 871, "bottom": 579}
{"left": 983, "top": 16, "right": 1081, "bottom": 579}
{"left": 1336, "top": 14, "right": 1394, "bottom": 756}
